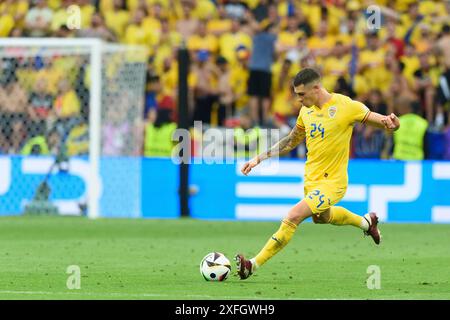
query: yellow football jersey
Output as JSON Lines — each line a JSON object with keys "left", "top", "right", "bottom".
{"left": 296, "top": 93, "right": 370, "bottom": 188}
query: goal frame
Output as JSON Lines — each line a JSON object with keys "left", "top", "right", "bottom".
{"left": 0, "top": 38, "right": 103, "bottom": 219}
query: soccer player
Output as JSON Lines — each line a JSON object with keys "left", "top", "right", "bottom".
{"left": 235, "top": 68, "right": 400, "bottom": 280}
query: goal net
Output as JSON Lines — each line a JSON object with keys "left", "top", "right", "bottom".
{"left": 0, "top": 38, "right": 148, "bottom": 218}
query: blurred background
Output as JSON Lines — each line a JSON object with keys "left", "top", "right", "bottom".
{"left": 0, "top": 0, "right": 449, "bottom": 222}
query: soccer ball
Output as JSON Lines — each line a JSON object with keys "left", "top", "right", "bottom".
{"left": 200, "top": 252, "right": 231, "bottom": 281}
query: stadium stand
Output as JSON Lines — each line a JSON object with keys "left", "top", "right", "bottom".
{"left": 0, "top": 0, "right": 449, "bottom": 159}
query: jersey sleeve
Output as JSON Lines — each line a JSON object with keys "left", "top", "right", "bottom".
{"left": 295, "top": 107, "right": 305, "bottom": 130}
{"left": 348, "top": 99, "right": 371, "bottom": 124}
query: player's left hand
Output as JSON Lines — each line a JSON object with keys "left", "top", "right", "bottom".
{"left": 241, "top": 157, "right": 260, "bottom": 176}
{"left": 381, "top": 113, "right": 400, "bottom": 131}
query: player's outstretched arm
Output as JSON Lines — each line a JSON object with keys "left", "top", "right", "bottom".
{"left": 365, "top": 112, "right": 400, "bottom": 132}
{"left": 241, "top": 125, "right": 305, "bottom": 175}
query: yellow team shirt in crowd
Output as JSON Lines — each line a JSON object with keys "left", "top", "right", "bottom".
{"left": 51, "top": 4, "right": 93, "bottom": 31}
{"left": 102, "top": 0, "right": 169, "bottom": 13}
{"left": 54, "top": 90, "right": 81, "bottom": 118}
{"left": 126, "top": 0, "right": 142, "bottom": 13}
{"left": 401, "top": 54, "right": 420, "bottom": 85}
{"left": 0, "top": 14, "right": 14, "bottom": 37}
{"left": 299, "top": 2, "right": 321, "bottom": 34}
{"left": 191, "top": 0, "right": 217, "bottom": 19}
{"left": 385, "top": 22, "right": 408, "bottom": 39}
{"left": 0, "top": 0, "right": 28, "bottom": 28}
{"left": 271, "top": 61, "right": 297, "bottom": 116}
{"left": 47, "top": 0, "right": 61, "bottom": 10}
{"left": 104, "top": 10, "right": 130, "bottom": 41}
{"left": 395, "top": 0, "right": 417, "bottom": 11}
{"left": 277, "top": 30, "right": 304, "bottom": 49}
{"left": 50, "top": 4, "right": 93, "bottom": 30}
{"left": 124, "top": 24, "right": 155, "bottom": 48}
{"left": 321, "top": 54, "right": 351, "bottom": 91}
{"left": 51, "top": 7, "right": 70, "bottom": 31}
{"left": 296, "top": 93, "right": 370, "bottom": 188}
{"left": 80, "top": 4, "right": 95, "bottom": 29}
{"left": 244, "top": 0, "right": 259, "bottom": 9}
{"left": 16, "top": 66, "right": 64, "bottom": 95}
{"left": 160, "top": 61, "right": 178, "bottom": 97}
{"left": 171, "top": 0, "right": 216, "bottom": 21}
{"left": 335, "top": 32, "right": 366, "bottom": 48}
{"left": 153, "top": 33, "right": 182, "bottom": 73}
{"left": 142, "top": 16, "right": 162, "bottom": 34}
{"left": 187, "top": 34, "right": 219, "bottom": 54}
{"left": 272, "top": 85, "right": 294, "bottom": 116}
{"left": 325, "top": 5, "right": 346, "bottom": 35}
{"left": 307, "top": 35, "right": 336, "bottom": 53}
{"left": 419, "top": 0, "right": 446, "bottom": 16}
{"left": 398, "top": 16, "right": 441, "bottom": 49}
{"left": 207, "top": 18, "right": 232, "bottom": 36}
{"left": 230, "top": 64, "right": 249, "bottom": 110}
{"left": 219, "top": 32, "right": 252, "bottom": 66}
{"left": 359, "top": 47, "right": 387, "bottom": 90}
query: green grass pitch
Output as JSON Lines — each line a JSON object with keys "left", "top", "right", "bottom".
{"left": 0, "top": 216, "right": 449, "bottom": 300}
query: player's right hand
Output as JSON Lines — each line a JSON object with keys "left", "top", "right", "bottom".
{"left": 241, "top": 157, "right": 260, "bottom": 176}
{"left": 381, "top": 113, "right": 400, "bottom": 131}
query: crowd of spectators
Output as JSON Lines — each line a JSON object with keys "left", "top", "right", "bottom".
{"left": 1, "top": 0, "right": 450, "bottom": 160}
{"left": 0, "top": 49, "right": 90, "bottom": 155}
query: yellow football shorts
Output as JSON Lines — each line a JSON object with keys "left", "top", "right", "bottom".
{"left": 303, "top": 184, "right": 347, "bottom": 215}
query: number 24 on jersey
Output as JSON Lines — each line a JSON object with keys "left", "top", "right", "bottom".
{"left": 310, "top": 123, "right": 324, "bottom": 138}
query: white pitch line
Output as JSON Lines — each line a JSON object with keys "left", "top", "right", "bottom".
{"left": 0, "top": 290, "right": 169, "bottom": 298}
{"left": 0, "top": 290, "right": 306, "bottom": 300}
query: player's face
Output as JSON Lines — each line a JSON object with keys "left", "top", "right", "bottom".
{"left": 294, "top": 83, "right": 319, "bottom": 107}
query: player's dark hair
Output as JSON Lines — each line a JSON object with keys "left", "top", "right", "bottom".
{"left": 293, "top": 68, "right": 321, "bottom": 87}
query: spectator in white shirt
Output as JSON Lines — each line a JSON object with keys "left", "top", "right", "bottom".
{"left": 25, "top": 0, "right": 53, "bottom": 37}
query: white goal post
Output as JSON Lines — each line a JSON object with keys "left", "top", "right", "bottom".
{"left": 0, "top": 38, "right": 148, "bottom": 219}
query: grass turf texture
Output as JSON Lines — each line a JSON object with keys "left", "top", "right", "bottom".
{"left": 0, "top": 216, "right": 449, "bottom": 300}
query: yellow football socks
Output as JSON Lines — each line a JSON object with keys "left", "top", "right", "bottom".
{"left": 329, "top": 206, "right": 368, "bottom": 230}
{"left": 253, "top": 219, "right": 298, "bottom": 269}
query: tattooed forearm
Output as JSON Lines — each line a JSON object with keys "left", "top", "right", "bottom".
{"left": 266, "top": 136, "right": 291, "bottom": 158}
{"left": 257, "top": 127, "right": 304, "bottom": 162}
